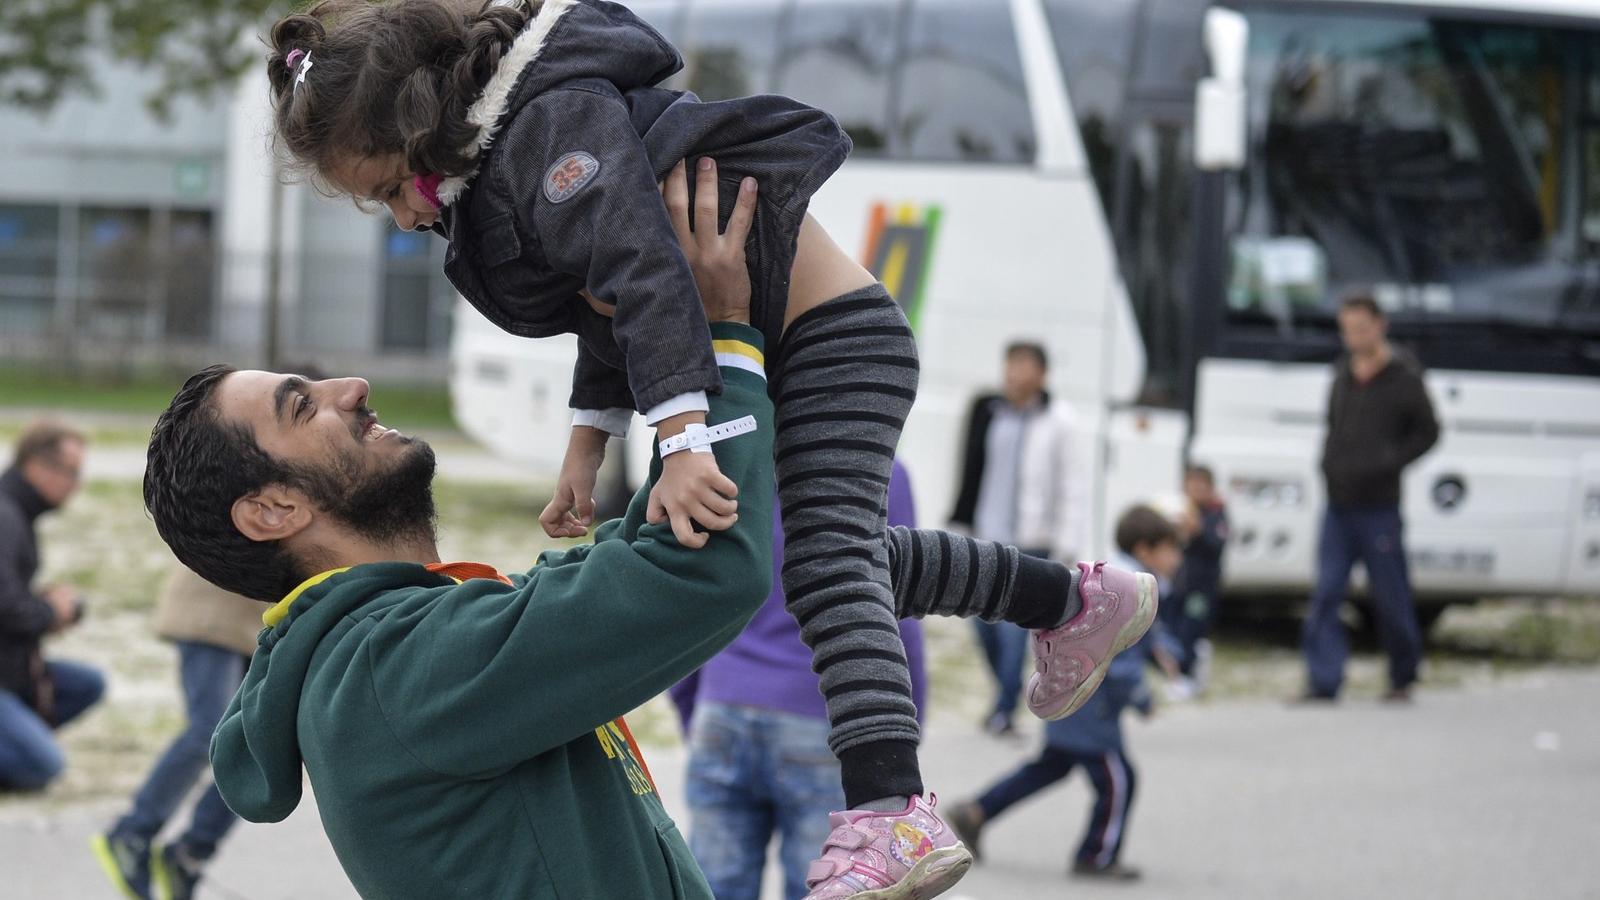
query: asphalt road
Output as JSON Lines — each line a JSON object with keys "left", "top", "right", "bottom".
{"left": 3, "top": 669, "right": 1596, "bottom": 900}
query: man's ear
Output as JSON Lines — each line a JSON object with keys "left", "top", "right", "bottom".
{"left": 231, "top": 485, "right": 313, "bottom": 542}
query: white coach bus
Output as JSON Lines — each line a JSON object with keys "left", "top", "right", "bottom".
{"left": 450, "top": 0, "right": 1600, "bottom": 605}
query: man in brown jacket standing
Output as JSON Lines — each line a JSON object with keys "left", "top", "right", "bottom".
{"left": 92, "top": 564, "right": 268, "bottom": 900}
{"left": 1302, "top": 294, "right": 1440, "bottom": 703}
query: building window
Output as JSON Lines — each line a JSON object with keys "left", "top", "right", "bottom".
{"left": 381, "top": 224, "right": 451, "bottom": 351}
{"left": 79, "top": 207, "right": 157, "bottom": 339}
{"left": 164, "top": 210, "right": 215, "bottom": 340}
{"left": 0, "top": 204, "right": 59, "bottom": 335}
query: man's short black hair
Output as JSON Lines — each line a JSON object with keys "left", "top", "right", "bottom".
{"left": 1114, "top": 504, "right": 1179, "bottom": 555}
{"left": 1005, "top": 341, "right": 1048, "bottom": 371}
{"left": 1338, "top": 292, "right": 1384, "bottom": 319}
{"left": 144, "top": 365, "right": 305, "bottom": 602}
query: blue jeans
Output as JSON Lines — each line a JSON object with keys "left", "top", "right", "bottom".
{"left": 0, "top": 659, "right": 105, "bottom": 790}
{"left": 971, "top": 620, "right": 1029, "bottom": 718}
{"left": 685, "top": 703, "right": 844, "bottom": 900}
{"left": 112, "top": 642, "right": 247, "bottom": 859}
{"left": 1303, "top": 506, "right": 1423, "bottom": 696}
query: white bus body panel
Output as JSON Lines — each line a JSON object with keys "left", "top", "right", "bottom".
{"left": 1190, "top": 358, "right": 1600, "bottom": 596}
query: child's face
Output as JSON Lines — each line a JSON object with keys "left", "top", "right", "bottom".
{"left": 1134, "top": 540, "right": 1182, "bottom": 581}
{"left": 1184, "top": 473, "right": 1214, "bottom": 504}
{"left": 326, "top": 152, "right": 440, "bottom": 233}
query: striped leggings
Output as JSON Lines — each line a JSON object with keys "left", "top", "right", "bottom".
{"left": 772, "top": 285, "right": 1074, "bottom": 806}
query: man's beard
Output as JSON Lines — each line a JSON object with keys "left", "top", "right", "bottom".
{"left": 293, "top": 437, "right": 439, "bottom": 547}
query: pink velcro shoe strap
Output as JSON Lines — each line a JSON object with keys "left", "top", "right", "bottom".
{"left": 806, "top": 858, "right": 849, "bottom": 888}
{"left": 823, "top": 824, "right": 875, "bottom": 851}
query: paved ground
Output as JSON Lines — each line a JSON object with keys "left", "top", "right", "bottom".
{"left": 3, "top": 667, "right": 1595, "bottom": 900}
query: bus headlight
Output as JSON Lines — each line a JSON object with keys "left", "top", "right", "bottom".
{"left": 1229, "top": 476, "right": 1306, "bottom": 509}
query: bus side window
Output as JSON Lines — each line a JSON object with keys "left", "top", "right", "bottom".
{"left": 681, "top": 0, "right": 785, "bottom": 102}
{"left": 774, "top": 0, "right": 902, "bottom": 155}
{"left": 1043, "top": 0, "right": 1140, "bottom": 216}
{"left": 895, "top": 0, "right": 1035, "bottom": 163}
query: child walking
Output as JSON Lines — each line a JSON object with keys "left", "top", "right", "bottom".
{"left": 948, "top": 504, "right": 1182, "bottom": 883}
{"left": 263, "top": 2, "right": 1156, "bottom": 896}
{"left": 1171, "top": 464, "right": 1229, "bottom": 690}
{"left": 947, "top": 642, "right": 1152, "bottom": 882}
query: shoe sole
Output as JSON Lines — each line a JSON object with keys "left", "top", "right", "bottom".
{"left": 1034, "top": 572, "right": 1158, "bottom": 722}
{"left": 838, "top": 844, "right": 974, "bottom": 899}
{"left": 89, "top": 835, "right": 148, "bottom": 900}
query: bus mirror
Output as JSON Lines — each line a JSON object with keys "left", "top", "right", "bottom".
{"left": 1195, "top": 79, "right": 1246, "bottom": 170}
{"left": 1204, "top": 7, "right": 1249, "bottom": 84}
{"left": 1195, "top": 8, "right": 1249, "bottom": 172}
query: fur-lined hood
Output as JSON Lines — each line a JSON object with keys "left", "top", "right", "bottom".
{"left": 435, "top": 0, "right": 683, "bottom": 205}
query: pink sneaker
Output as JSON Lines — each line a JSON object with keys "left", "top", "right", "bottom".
{"left": 1027, "top": 561, "right": 1158, "bottom": 721}
{"left": 800, "top": 794, "right": 973, "bottom": 900}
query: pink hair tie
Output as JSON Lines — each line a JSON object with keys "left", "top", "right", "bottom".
{"left": 285, "top": 49, "right": 313, "bottom": 90}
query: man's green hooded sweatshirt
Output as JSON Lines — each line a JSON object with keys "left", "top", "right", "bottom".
{"left": 211, "top": 323, "right": 774, "bottom": 899}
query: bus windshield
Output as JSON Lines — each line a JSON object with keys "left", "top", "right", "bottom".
{"left": 1223, "top": 6, "right": 1600, "bottom": 342}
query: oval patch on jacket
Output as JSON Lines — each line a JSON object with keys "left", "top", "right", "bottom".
{"left": 543, "top": 151, "right": 601, "bottom": 204}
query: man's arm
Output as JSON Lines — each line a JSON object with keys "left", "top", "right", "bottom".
{"left": 1395, "top": 369, "right": 1441, "bottom": 468}
{"left": 366, "top": 327, "right": 773, "bottom": 778}
{"left": 0, "top": 509, "right": 54, "bottom": 637}
{"left": 948, "top": 395, "right": 994, "bottom": 529}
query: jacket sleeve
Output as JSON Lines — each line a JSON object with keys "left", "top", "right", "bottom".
{"left": 0, "top": 509, "right": 53, "bottom": 637}
{"left": 500, "top": 85, "right": 722, "bottom": 413}
{"left": 1395, "top": 368, "right": 1440, "bottom": 469}
{"left": 366, "top": 325, "right": 773, "bottom": 778}
{"left": 1193, "top": 506, "right": 1229, "bottom": 555}
{"left": 571, "top": 334, "right": 639, "bottom": 412}
{"left": 948, "top": 396, "right": 993, "bottom": 529}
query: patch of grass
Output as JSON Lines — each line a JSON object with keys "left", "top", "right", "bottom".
{"left": 1433, "top": 598, "right": 1600, "bottom": 664}
{"left": 0, "top": 367, "right": 186, "bottom": 414}
{"left": 38, "top": 481, "right": 169, "bottom": 617}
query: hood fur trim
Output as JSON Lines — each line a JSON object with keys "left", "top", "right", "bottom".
{"left": 435, "top": 0, "right": 577, "bottom": 207}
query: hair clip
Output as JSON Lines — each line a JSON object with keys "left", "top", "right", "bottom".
{"left": 285, "top": 49, "right": 313, "bottom": 91}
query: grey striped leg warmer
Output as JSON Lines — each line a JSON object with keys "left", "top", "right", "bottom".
{"left": 772, "top": 285, "right": 1076, "bottom": 807}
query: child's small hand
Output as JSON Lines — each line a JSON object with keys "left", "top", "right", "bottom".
{"left": 540, "top": 427, "right": 608, "bottom": 539}
{"left": 647, "top": 451, "right": 740, "bottom": 549}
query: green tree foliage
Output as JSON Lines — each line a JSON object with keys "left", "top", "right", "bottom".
{"left": 0, "top": 0, "right": 290, "bottom": 116}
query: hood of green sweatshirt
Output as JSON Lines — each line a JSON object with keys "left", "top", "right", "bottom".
{"left": 211, "top": 561, "right": 453, "bottom": 822}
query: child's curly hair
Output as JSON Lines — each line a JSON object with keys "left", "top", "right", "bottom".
{"left": 266, "top": 0, "right": 536, "bottom": 192}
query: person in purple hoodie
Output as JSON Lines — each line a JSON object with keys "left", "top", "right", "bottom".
{"left": 670, "top": 460, "right": 926, "bottom": 900}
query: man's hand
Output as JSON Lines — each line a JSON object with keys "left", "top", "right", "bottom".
{"left": 539, "top": 426, "right": 609, "bottom": 539}
{"left": 663, "top": 158, "right": 757, "bottom": 324}
{"left": 43, "top": 584, "right": 80, "bottom": 631}
{"left": 648, "top": 448, "right": 740, "bottom": 549}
